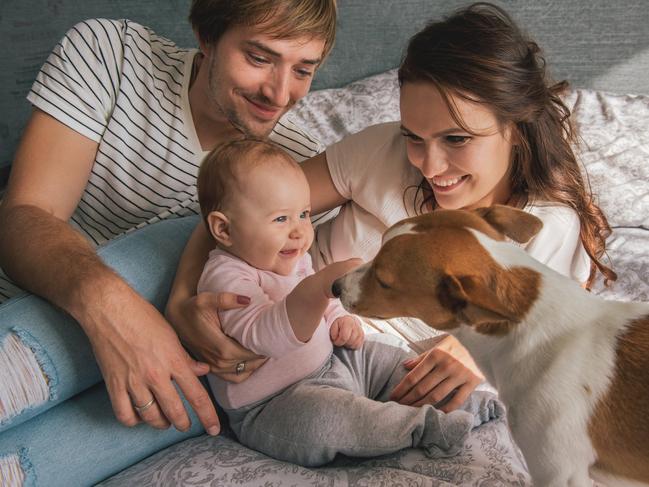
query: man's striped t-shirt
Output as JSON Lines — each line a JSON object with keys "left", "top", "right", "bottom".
{"left": 0, "top": 18, "right": 323, "bottom": 301}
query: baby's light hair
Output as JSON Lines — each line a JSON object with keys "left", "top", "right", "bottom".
{"left": 197, "top": 138, "right": 299, "bottom": 227}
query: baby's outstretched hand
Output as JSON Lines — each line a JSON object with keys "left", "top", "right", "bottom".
{"left": 330, "top": 315, "right": 364, "bottom": 349}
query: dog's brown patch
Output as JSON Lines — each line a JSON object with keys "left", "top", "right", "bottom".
{"left": 472, "top": 205, "right": 543, "bottom": 244}
{"left": 589, "top": 315, "right": 649, "bottom": 483}
{"left": 437, "top": 262, "right": 540, "bottom": 335}
{"left": 472, "top": 267, "right": 540, "bottom": 335}
{"left": 346, "top": 207, "right": 543, "bottom": 336}
{"left": 407, "top": 205, "right": 542, "bottom": 245}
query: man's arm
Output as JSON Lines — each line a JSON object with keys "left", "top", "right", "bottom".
{"left": 0, "top": 109, "right": 221, "bottom": 434}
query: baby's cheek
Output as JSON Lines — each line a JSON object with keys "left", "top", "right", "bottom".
{"left": 305, "top": 226, "right": 315, "bottom": 248}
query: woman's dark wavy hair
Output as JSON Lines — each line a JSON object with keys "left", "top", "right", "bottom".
{"left": 398, "top": 2, "right": 615, "bottom": 288}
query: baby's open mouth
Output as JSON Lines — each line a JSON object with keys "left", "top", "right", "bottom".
{"left": 279, "top": 249, "right": 299, "bottom": 257}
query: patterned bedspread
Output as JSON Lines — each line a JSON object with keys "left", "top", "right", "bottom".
{"left": 99, "top": 71, "right": 648, "bottom": 486}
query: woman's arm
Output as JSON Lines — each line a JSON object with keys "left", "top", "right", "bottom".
{"left": 301, "top": 152, "right": 347, "bottom": 214}
{"left": 166, "top": 222, "right": 214, "bottom": 318}
{"left": 390, "top": 335, "right": 484, "bottom": 412}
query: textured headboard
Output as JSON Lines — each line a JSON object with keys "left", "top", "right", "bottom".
{"left": 1, "top": 0, "right": 648, "bottom": 189}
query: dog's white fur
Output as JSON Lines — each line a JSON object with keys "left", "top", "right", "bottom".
{"left": 381, "top": 221, "right": 418, "bottom": 245}
{"left": 337, "top": 212, "right": 649, "bottom": 487}
{"left": 464, "top": 230, "right": 649, "bottom": 486}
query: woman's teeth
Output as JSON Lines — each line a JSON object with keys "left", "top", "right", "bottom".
{"left": 434, "top": 176, "right": 464, "bottom": 187}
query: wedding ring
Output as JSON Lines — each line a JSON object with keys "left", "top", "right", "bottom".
{"left": 133, "top": 397, "right": 156, "bottom": 414}
{"left": 235, "top": 361, "right": 246, "bottom": 375}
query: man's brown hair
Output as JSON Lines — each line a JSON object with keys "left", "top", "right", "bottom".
{"left": 189, "top": 0, "right": 337, "bottom": 62}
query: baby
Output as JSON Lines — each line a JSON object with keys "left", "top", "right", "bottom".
{"left": 196, "top": 138, "right": 502, "bottom": 466}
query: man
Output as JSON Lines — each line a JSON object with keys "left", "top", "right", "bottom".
{"left": 0, "top": 0, "right": 337, "bottom": 435}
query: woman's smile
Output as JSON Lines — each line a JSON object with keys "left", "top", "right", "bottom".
{"left": 430, "top": 174, "right": 470, "bottom": 192}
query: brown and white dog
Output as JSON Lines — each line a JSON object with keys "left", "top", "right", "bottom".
{"left": 332, "top": 205, "right": 649, "bottom": 487}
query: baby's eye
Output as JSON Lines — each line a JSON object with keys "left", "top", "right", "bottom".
{"left": 274, "top": 216, "right": 287, "bottom": 223}
{"left": 445, "top": 135, "right": 470, "bottom": 145}
{"left": 300, "top": 210, "right": 310, "bottom": 219}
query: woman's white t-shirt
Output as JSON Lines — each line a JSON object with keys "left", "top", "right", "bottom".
{"left": 314, "top": 121, "right": 590, "bottom": 284}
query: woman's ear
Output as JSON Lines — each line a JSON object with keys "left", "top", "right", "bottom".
{"left": 507, "top": 123, "right": 521, "bottom": 146}
{"left": 207, "top": 211, "right": 232, "bottom": 247}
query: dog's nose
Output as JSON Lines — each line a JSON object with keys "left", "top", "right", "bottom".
{"left": 331, "top": 278, "right": 342, "bottom": 298}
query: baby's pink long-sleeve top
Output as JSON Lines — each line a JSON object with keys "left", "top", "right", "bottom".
{"left": 197, "top": 247, "right": 348, "bottom": 409}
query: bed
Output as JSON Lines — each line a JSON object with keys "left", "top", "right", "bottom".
{"left": 1, "top": 1, "right": 648, "bottom": 486}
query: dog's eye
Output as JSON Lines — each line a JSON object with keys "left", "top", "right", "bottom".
{"left": 376, "top": 277, "right": 391, "bottom": 290}
{"left": 374, "top": 267, "right": 393, "bottom": 290}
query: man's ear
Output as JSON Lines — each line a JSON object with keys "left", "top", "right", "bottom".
{"left": 207, "top": 211, "right": 232, "bottom": 247}
{"left": 193, "top": 27, "right": 207, "bottom": 54}
{"left": 472, "top": 205, "right": 543, "bottom": 244}
{"left": 437, "top": 273, "right": 516, "bottom": 334}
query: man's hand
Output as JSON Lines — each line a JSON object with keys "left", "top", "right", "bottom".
{"left": 390, "top": 335, "right": 484, "bottom": 412}
{"left": 84, "top": 280, "right": 222, "bottom": 434}
{"left": 166, "top": 291, "right": 267, "bottom": 383}
{"left": 330, "top": 316, "right": 364, "bottom": 349}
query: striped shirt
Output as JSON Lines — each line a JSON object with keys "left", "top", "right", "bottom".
{"left": 0, "top": 18, "right": 322, "bottom": 302}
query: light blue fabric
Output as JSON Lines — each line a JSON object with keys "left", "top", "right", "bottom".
{"left": 0, "top": 381, "right": 204, "bottom": 487}
{"left": 0, "top": 215, "right": 199, "bottom": 433}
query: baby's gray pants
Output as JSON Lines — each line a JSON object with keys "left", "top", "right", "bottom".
{"left": 226, "top": 334, "right": 501, "bottom": 467}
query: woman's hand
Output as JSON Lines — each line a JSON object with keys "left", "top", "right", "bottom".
{"left": 390, "top": 335, "right": 484, "bottom": 412}
{"left": 166, "top": 291, "right": 267, "bottom": 383}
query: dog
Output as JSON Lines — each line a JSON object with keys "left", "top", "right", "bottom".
{"left": 332, "top": 205, "right": 649, "bottom": 487}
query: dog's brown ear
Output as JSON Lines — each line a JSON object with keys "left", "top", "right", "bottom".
{"left": 437, "top": 273, "right": 517, "bottom": 335}
{"left": 473, "top": 205, "right": 543, "bottom": 244}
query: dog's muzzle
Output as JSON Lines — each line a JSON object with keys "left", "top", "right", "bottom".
{"left": 331, "top": 263, "right": 371, "bottom": 312}
{"left": 331, "top": 278, "right": 343, "bottom": 298}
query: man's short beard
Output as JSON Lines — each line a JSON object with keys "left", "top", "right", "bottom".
{"left": 207, "top": 59, "right": 276, "bottom": 139}
{"left": 224, "top": 104, "right": 274, "bottom": 139}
